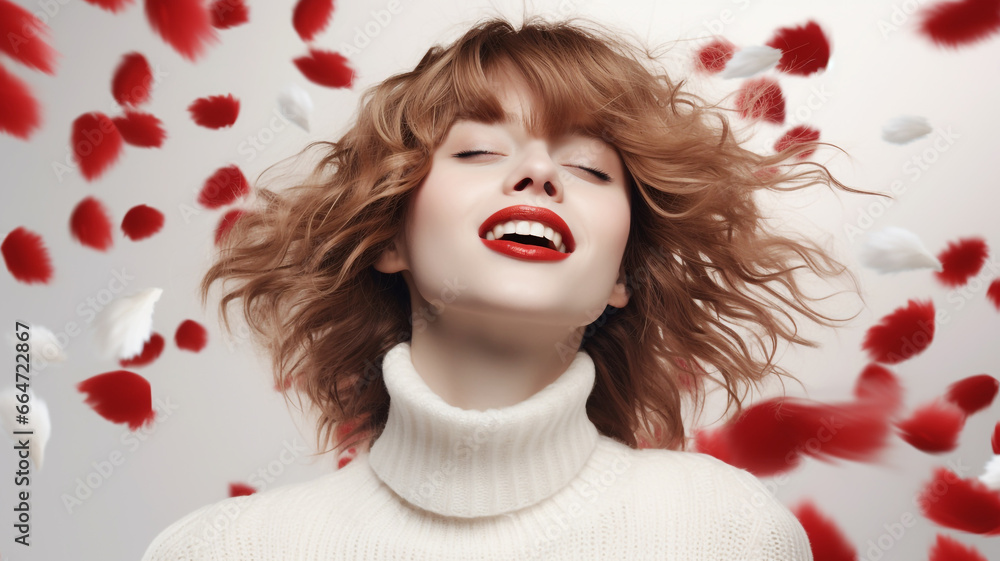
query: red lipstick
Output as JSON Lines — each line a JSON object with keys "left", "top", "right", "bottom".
{"left": 478, "top": 205, "right": 575, "bottom": 262}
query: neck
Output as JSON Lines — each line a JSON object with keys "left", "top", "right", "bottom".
{"left": 409, "top": 306, "right": 588, "bottom": 410}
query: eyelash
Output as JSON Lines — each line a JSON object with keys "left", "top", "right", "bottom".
{"left": 453, "top": 150, "right": 612, "bottom": 182}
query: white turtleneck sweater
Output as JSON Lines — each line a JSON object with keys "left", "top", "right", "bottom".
{"left": 141, "top": 342, "right": 814, "bottom": 560}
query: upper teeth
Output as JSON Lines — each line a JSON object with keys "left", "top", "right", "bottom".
{"left": 484, "top": 220, "right": 567, "bottom": 253}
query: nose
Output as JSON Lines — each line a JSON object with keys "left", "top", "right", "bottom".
{"left": 505, "top": 143, "right": 564, "bottom": 202}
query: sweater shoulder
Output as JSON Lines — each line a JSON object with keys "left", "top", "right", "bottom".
{"left": 140, "top": 455, "right": 373, "bottom": 561}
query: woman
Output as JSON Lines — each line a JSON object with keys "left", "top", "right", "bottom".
{"left": 143, "top": 14, "right": 869, "bottom": 560}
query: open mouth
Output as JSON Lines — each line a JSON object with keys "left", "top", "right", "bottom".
{"left": 478, "top": 205, "right": 575, "bottom": 255}
{"left": 483, "top": 222, "right": 569, "bottom": 253}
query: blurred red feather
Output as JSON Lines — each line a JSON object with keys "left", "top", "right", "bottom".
{"left": 70, "top": 196, "right": 114, "bottom": 251}
{"left": 791, "top": 500, "right": 856, "bottom": 561}
{"left": 293, "top": 0, "right": 334, "bottom": 41}
{"left": 293, "top": 49, "right": 355, "bottom": 88}
{"left": 918, "top": 0, "right": 1000, "bottom": 47}
{"left": 81, "top": 0, "right": 134, "bottom": 12}
{"left": 896, "top": 400, "right": 965, "bottom": 453}
{"left": 853, "top": 363, "right": 904, "bottom": 415}
{"left": 988, "top": 279, "right": 1000, "bottom": 310}
{"left": 144, "top": 0, "right": 218, "bottom": 61}
{"left": 945, "top": 374, "right": 999, "bottom": 415}
{"left": 71, "top": 112, "right": 124, "bottom": 181}
{"left": 775, "top": 125, "right": 821, "bottom": 159}
{"left": 1, "top": 227, "right": 53, "bottom": 284}
{"left": 992, "top": 422, "right": 1000, "bottom": 454}
{"left": 198, "top": 165, "right": 249, "bottom": 209}
{"left": 210, "top": 0, "right": 249, "bottom": 29}
{"left": 188, "top": 94, "right": 240, "bottom": 128}
{"left": 861, "top": 299, "right": 935, "bottom": 364}
{"left": 735, "top": 77, "right": 785, "bottom": 124}
{"left": 695, "top": 37, "right": 736, "bottom": 73}
{"left": 0, "top": 0, "right": 58, "bottom": 74}
{"left": 0, "top": 62, "right": 42, "bottom": 139}
{"left": 112, "top": 110, "right": 166, "bottom": 147}
{"left": 175, "top": 319, "right": 208, "bottom": 352}
{"left": 77, "top": 370, "right": 155, "bottom": 430}
{"left": 765, "top": 20, "right": 831, "bottom": 76}
{"left": 928, "top": 534, "right": 989, "bottom": 561}
{"left": 229, "top": 482, "right": 256, "bottom": 496}
{"left": 119, "top": 332, "right": 165, "bottom": 367}
{"left": 112, "top": 52, "right": 154, "bottom": 106}
{"left": 121, "top": 204, "right": 164, "bottom": 241}
{"left": 918, "top": 467, "right": 1000, "bottom": 533}
{"left": 934, "top": 237, "right": 989, "bottom": 287}
{"left": 215, "top": 208, "right": 246, "bottom": 245}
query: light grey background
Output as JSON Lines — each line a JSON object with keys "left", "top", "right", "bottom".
{"left": 1, "top": 0, "right": 998, "bottom": 559}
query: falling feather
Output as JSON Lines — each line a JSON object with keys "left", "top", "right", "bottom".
{"left": 70, "top": 196, "right": 114, "bottom": 251}
{"left": 791, "top": 501, "right": 856, "bottom": 561}
{"left": 121, "top": 204, "right": 164, "bottom": 241}
{"left": 112, "top": 110, "right": 166, "bottom": 147}
{"left": 853, "top": 363, "right": 904, "bottom": 415}
{"left": 119, "top": 332, "right": 164, "bottom": 367}
{"left": 188, "top": 94, "right": 239, "bottom": 129}
{"left": 229, "top": 482, "right": 256, "bottom": 496}
{"left": 928, "top": 534, "right": 990, "bottom": 561}
{"left": 111, "top": 52, "right": 153, "bottom": 106}
{"left": 337, "top": 447, "right": 358, "bottom": 469}
{"left": 918, "top": 467, "right": 1000, "bottom": 534}
{"left": 293, "top": 0, "right": 335, "bottom": 42}
{"left": 144, "top": 0, "right": 218, "bottom": 62}
{"left": 198, "top": 165, "right": 249, "bottom": 209}
{"left": 0, "top": 0, "right": 58, "bottom": 74}
{"left": 719, "top": 45, "right": 782, "bottom": 79}
{"left": 945, "top": 374, "right": 999, "bottom": 415}
{"left": 735, "top": 77, "right": 785, "bottom": 124}
{"left": 2, "top": 227, "right": 53, "bottom": 284}
{"left": 77, "top": 370, "right": 155, "bottom": 430}
{"left": 215, "top": 208, "right": 246, "bottom": 245}
{"left": 882, "top": 115, "right": 933, "bottom": 144}
{"left": 175, "top": 319, "right": 208, "bottom": 352}
{"left": 988, "top": 279, "right": 1000, "bottom": 310}
{"left": 694, "top": 37, "right": 735, "bottom": 73}
{"left": 92, "top": 287, "right": 163, "bottom": 360}
{"left": 981, "top": 454, "right": 1000, "bottom": 490}
{"left": 81, "top": 0, "right": 134, "bottom": 13}
{"left": 918, "top": 0, "right": 1000, "bottom": 48}
{"left": 0, "top": 388, "right": 51, "bottom": 469}
{"left": 210, "top": 0, "right": 249, "bottom": 29}
{"left": 71, "top": 112, "right": 124, "bottom": 181}
{"left": 861, "top": 299, "right": 935, "bottom": 364}
{"left": 934, "top": 237, "right": 989, "bottom": 287}
{"left": 293, "top": 49, "right": 355, "bottom": 88}
{"left": 994, "top": 422, "right": 1000, "bottom": 454}
{"left": 0, "top": 61, "right": 42, "bottom": 139}
{"left": 859, "top": 226, "right": 943, "bottom": 273}
{"left": 896, "top": 400, "right": 966, "bottom": 453}
{"left": 765, "top": 20, "right": 831, "bottom": 76}
{"left": 774, "top": 125, "right": 821, "bottom": 159}
{"left": 277, "top": 84, "right": 313, "bottom": 132}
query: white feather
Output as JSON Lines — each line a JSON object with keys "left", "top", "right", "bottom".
{"left": 0, "top": 388, "right": 51, "bottom": 469}
{"left": 278, "top": 83, "right": 313, "bottom": 132}
{"left": 882, "top": 115, "right": 932, "bottom": 144}
{"left": 859, "top": 226, "right": 942, "bottom": 273}
{"left": 92, "top": 287, "right": 163, "bottom": 360}
{"left": 980, "top": 455, "right": 1000, "bottom": 490}
{"left": 720, "top": 46, "right": 782, "bottom": 79}
{"left": 5, "top": 324, "right": 66, "bottom": 363}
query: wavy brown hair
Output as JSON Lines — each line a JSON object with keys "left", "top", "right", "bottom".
{"left": 201, "top": 16, "right": 882, "bottom": 458}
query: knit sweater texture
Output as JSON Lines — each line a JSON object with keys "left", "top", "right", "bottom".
{"left": 141, "top": 341, "right": 814, "bottom": 560}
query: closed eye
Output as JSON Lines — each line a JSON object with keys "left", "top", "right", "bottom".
{"left": 452, "top": 150, "right": 612, "bottom": 182}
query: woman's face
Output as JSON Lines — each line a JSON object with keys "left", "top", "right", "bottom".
{"left": 377, "top": 82, "right": 632, "bottom": 330}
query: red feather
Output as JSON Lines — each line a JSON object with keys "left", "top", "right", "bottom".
{"left": 853, "top": 363, "right": 904, "bottom": 415}
{"left": 70, "top": 196, "right": 114, "bottom": 251}
{"left": 988, "top": 279, "right": 1000, "bottom": 310}
{"left": 0, "top": 0, "right": 58, "bottom": 74}
{"left": 992, "top": 421, "right": 1000, "bottom": 454}
{"left": 765, "top": 20, "right": 831, "bottom": 76}
{"left": 111, "top": 52, "right": 154, "bottom": 106}
{"left": 71, "top": 112, "right": 124, "bottom": 181}
{"left": 188, "top": 94, "right": 239, "bottom": 129}
{"left": 337, "top": 453, "right": 356, "bottom": 469}
{"left": 944, "top": 374, "right": 999, "bottom": 415}
{"left": 774, "top": 125, "right": 821, "bottom": 159}
{"left": 229, "top": 482, "right": 256, "bottom": 497}
{"left": 293, "top": 0, "right": 335, "bottom": 42}
{"left": 1, "top": 227, "right": 53, "bottom": 284}
{"left": 210, "top": 0, "right": 249, "bottom": 29}
{"left": 214, "top": 208, "right": 246, "bottom": 245}
{"left": 293, "top": 49, "right": 355, "bottom": 88}
{"left": 198, "top": 165, "right": 249, "bottom": 209}
{"left": 0, "top": 61, "right": 42, "bottom": 139}
{"left": 896, "top": 400, "right": 966, "bottom": 453}
{"left": 918, "top": 0, "right": 1000, "bottom": 48}
{"left": 119, "top": 332, "right": 165, "bottom": 367}
{"left": 112, "top": 110, "right": 166, "bottom": 147}
{"left": 693, "top": 427, "right": 735, "bottom": 465}
{"left": 695, "top": 38, "right": 735, "bottom": 73}
{"left": 77, "top": 370, "right": 155, "bottom": 430}
{"left": 735, "top": 77, "right": 785, "bottom": 125}
{"left": 918, "top": 467, "right": 1000, "bottom": 534}
{"left": 861, "top": 299, "right": 936, "bottom": 364}
{"left": 121, "top": 204, "right": 164, "bottom": 241}
{"left": 81, "top": 0, "right": 134, "bottom": 13}
{"left": 791, "top": 500, "right": 856, "bottom": 561}
{"left": 928, "top": 534, "right": 989, "bottom": 561}
{"left": 144, "top": 0, "right": 218, "bottom": 61}
{"left": 175, "top": 319, "right": 208, "bottom": 352}
{"left": 934, "top": 237, "right": 989, "bottom": 287}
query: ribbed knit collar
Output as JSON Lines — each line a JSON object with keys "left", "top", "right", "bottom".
{"left": 367, "top": 341, "right": 600, "bottom": 519}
